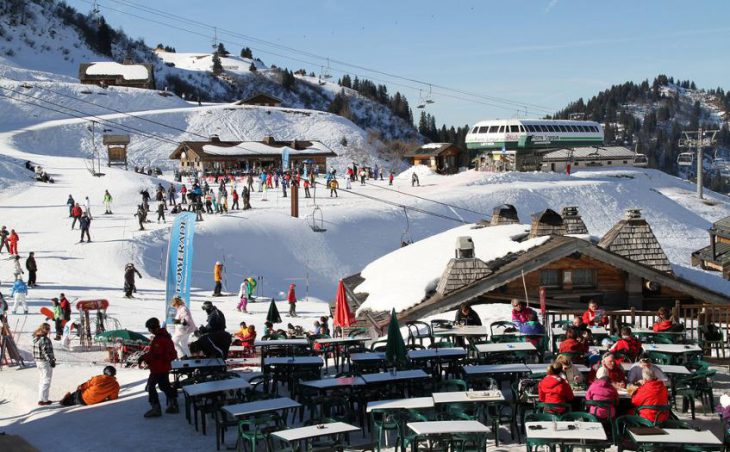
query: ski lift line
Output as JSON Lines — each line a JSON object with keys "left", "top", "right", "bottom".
{"left": 91, "top": 0, "right": 555, "bottom": 114}
{"left": 363, "top": 180, "right": 487, "bottom": 217}
{"left": 314, "top": 181, "right": 469, "bottom": 224}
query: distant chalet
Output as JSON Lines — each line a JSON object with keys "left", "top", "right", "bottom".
{"left": 404, "top": 143, "right": 461, "bottom": 174}
{"left": 79, "top": 61, "right": 155, "bottom": 90}
{"left": 234, "top": 93, "right": 283, "bottom": 107}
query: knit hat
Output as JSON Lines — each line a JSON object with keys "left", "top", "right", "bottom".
{"left": 595, "top": 366, "right": 609, "bottom": 380}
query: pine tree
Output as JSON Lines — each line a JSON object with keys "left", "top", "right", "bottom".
{"left": 96, "top": 17, "right": 113, "bottom": 57}
{"left": 216, "top": 43, "right": 229, "bottom": 56}
{"left": 249, "top": 62, "right": 257, "bottom": 72}
{"left": 240, "top": 47, "right": 253, "bottom": 59}
{"left": 211, "top": 53, "right": 223, "bottom": 75}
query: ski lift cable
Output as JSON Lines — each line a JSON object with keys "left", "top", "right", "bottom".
{"left": 363, "top": 180, "right": 488, "bottom": 217}
{"left": 92, "top": 0, "right": 555, "bottom": 114}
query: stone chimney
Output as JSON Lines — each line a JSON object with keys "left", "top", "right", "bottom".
{"left": 436, "top": 236, "right": 492, "bottom": 296}
{"left": 562, "top": 206, "right": 589, "bottom": 235}
{"left": 598, "top": 208, "right": 672, "bottom": 273}
{"left": 210, "top": 134, "right": 221, "bottom": 143}
{"left": 263, "top": 136, "right": 275, "bottom": 145}
{"left": 490, "top": 204, "right": 520, "bottom": 226}
{"left": 291, "top": 139, "right": 299, "bottom": 150}
{"left": 529, "top": 208, "right": 566, "bottom": 238}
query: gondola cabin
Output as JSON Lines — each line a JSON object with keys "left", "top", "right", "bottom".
{"left": 465, "top": 119, "right": 604, "bottom": 152}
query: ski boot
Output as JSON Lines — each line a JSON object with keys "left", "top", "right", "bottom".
{"left": 144, "top": 404, "right": 162, "bottom": 418}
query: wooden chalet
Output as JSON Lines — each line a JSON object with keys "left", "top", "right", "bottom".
{"left": 169, "top": 136, "right": 337, "bottom": 174}
{"left": 343, "top": 207, "right": 730, "bottom": 331}
{"left": 692, "top": 216, "right": 730, "bottom": 279}
{"left": 102, "top": 134, "right": 130, "bottom": 170}
{"left": 234, "top": 93, "right": 283, "bottom": 107}
{"left": 404, "top": 143, "right": 461, "bottom": 174}
{"left": 78, "top": 61, "right": 155, "bottom": 90}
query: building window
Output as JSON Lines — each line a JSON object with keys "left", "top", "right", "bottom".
{"left": 572, "top": 269, "right": 597, "bottom": 287}
{"left": 540, "top": 269, "right": 561, "bottom": 288}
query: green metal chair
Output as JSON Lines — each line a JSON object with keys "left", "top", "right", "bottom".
{"left": 237, "top": 413, "right": 281, "bottom": 452}
{"left": 370, "top": 408, "right": 400, "bottom": 452}
{"left": 659, "top": 418, "right": 691, "bottom": 429}
{"left": 615, "top": 415, "right": 653, "bottom": 452}
{"left": 635, "top": 404, "right": 672, "bottom": 425}
{"left": 560, "top": 412, "right": 609, "bottom": 452}
{"left": 536, "top": 402, "right": 572, "bottom": 415}
{"left": 561, "top": 411, "right": 598, "bottom": 422}
{"left": 406, "top": 321, "right": 432, "bottom": 347}
{"left": 370, "top": 340, "right": 388, "bottom": 352}
{"left": 583, "top": 399, "right": 618, "bottom": 443}
{"left": 436, "top": 378, "right": 468, "bottom": 392}
{"left": 643, "top": 350, "right": 673, "bottom": 365}
{"left": 490, "top": 320, "right": 518, "bottom": 342}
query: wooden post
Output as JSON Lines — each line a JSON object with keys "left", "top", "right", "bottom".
{"left": 290, "top": 183, "right": 299, "bottom": 218}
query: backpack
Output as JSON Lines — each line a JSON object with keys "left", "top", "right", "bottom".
{"left": 517, "top": 378, "right": 540, "bottom": 403}
{"left": 702, "top": 323, "right": 724, "bottom": 342}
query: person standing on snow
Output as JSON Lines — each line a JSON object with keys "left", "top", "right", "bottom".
{"left": 0, "top": 226, "right": 9, "bottom": 253}
{"left": 180, "top": 184, "right": 187, "bottom": 205}
{"left": 124, "top": 263, "right": 142, "bottom": 298}
{"left": 303, "top": 179, "right": 311, "bottom": 198}
{"left": 242, "top": 187, "right": 251, "bottom": 210}
{"left": 66, "top": 195, "right": 75, "bottom": 217}
{"left": 231, "top": 188, "right": 239, "bottom": 210}
{"left": 287, "top": 283, "right": 298, "bottom": 317}
{"left": 79, "top": 214, "right": 91, "bottom": 243}
{"left": 59, "top": 293, "right": 71, "bottom": 324}
{"left": 33, "top": 322, "right": 55, "bottom": 406}
{"left": 411, "top": 172, "right": 420, "bottom": 187}
{"left": 83, "top": 196, "right": 93, "bottom": 219}
{"left": 8, "top": 229, "right": 19, "bottom": 255}
{"left": 13, "top": 254, "right": 24, "bottom": 279}
{"left": 103, "top": 190, "right": 113, "bottom": 214}
{"left": 11, "top": 276, "right": 28, "bottom": 314}
{"left": 156, "top": 202, "right": 166, "bottom": 224}
{"left": 138, "top": 317, "right": 178, "bottom": 417}
{"left": 26, "top": 252, "right": 37, "bottom": 287}
{"left": 170, "top": 296, "right": 196, "bottom": 359}
{"left": 246, "top": 173, "right": 254, "bottom": 192}
{"left": 212, "top": 261, "right": 223, "bottom": 297}
{"left": 389, "top": 172, "right": 394, "bottom": 186}
{"left": 329, "top": 178, "right": 339, "bottom": 197}
{"left": 134, "top": 204, "right": 147, "bottom": 231}
{"left": 167, "top": 184, "right": 176, "bottom": 207}
{"left": 70, "top": 203, "right": 83, "bottom": 230}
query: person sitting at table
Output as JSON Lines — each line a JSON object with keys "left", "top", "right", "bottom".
{"left": 582, "top": 299, "right": 609, "bottom": 327}
{"left": 311, "top": 320, "right": 322, "bottom": 336}
{"left": 652, "top": 307, "right": 681, "bottom": 332}
{"left": 555, "top": 354, "right": 584, "bottom": 385}
{"left": 609, "top": 326, "right": 642, "bottom": 363}
{"left": 538, "top": 363, "right": 574, "bottom": 413}
{"left": 631, "top": 367, "right": 670, "bottom": 423}
{"left": 627, "top": 356, "right": 668, "bottom": 385}
{"left": 571, "top": 316, "right": 588, "bottom": 333}
{"left": 519, "top": 311, "right": 545, "bottom": 346}
{"left": 558, "top": 328, "right": 588, "bottom": 356}
{"left": 511, "top": 299, "right": 536, "bottom": 327}
{"left": 319, "top": 316, "right": 330, "bottom": 336}
{"left": 585, "top": 367, "right": 618, "bottom": 420}
{"left": 263, "top": 321, "right": 274, "bottom": 337}
{"left": 286, "top": 323, "right": 297, "bottom": 337}
{"left": 454, "top": 303, "right": 482, "bottom": 326}
{"left": 237, "top": 325, "right": 256, "bottom": 352}
{"left": 232, "top": 321, "right": 248, "bottom": 345}
{"left": 587, "top": 353, "right": 626, "bottom": 388}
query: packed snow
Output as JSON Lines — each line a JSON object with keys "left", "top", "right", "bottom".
{"left": 84, "top": 62, "right": 150, "bottom": 80}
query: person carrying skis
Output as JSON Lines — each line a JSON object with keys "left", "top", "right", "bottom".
{"left": 33, "top": 322, "right": 55, "bottom": 406}
{"left": 134, "top": 204, "right": 147, "bottom": 231}
{"left": 103, "top": 190, "right": 113, "bottom": 214}
{"left": 26, "top": 251, "right": 37, "bottom": 287}
{"left": 156, "top": 202, "right": 166, "bottom": 224}
{"left": 124, "top": 263, "right": 142, "bottom": 298}
{"left": 79, "top": 214, "right": 91, "bottom": 243}
{"left": 287, "top": 283, "right": 298, "bottom": 317}
{"left": 11, "top": 276, "right": 28, "bottom": 314}
{"left": 8, "top": 229, "right": 19, "bottom": 255}
{"left": 212, "top": 261, "right": 223, "bottom": 297}
{"left": 66, "top": 195, "right": 75, "bottom": 217}
{"left": 70, "top": 203, "right": 83, "bottom": 229}
{"left": 60, "top": 365, "right": 119, "bottom": 407}
{"left": 139, "top": 317, "right": 178, "bottom": 417}
{"left": 170, "top": 296, "right": 196, "bottom": 359}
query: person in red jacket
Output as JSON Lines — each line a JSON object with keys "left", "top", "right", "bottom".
{"left": 587, "top": 353, "right": 627, "bottom": 387}
{"left": 652, "top": 307, "right": 677, "bottom": 332}
{"left": 7, "top": 229, "right": 19, "bottom": 255}
{"left": 581, "top": 299, "right": 609, "bottom": 327}
{"left": 70, "top": 203, "right": 83, "bottom": 230}
{"left": 538, "top": 363, "right": 574, "bottom": 413}
{"left": 558, "top": 328, "right": 588, "bottom": 356}
{"left": 631, "top": 367, "right": 670, "bottom": 423}
{"left": 287, "top": 283, "right": 297, "bottom": 317}
{"left": 139, "top": 317, "right": 178, "bottom": 418}
{"left": 610, "top": 326, "right": 642, "bottom": 363}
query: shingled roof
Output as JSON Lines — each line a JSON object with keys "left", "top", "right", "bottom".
{"left": 562, "top": 206, "right": 589, "bottom": 235}
{"left": 491, "top": 204, "right": 520, "bottom": 226}
{"left": 598, "top": 208, "right": 672, "bottom": 273}
{"left": 529, "top": 209, "right": 566, "bottom": 238}
{"left": 435, "top": 258, "right": 492, "bottom": 296}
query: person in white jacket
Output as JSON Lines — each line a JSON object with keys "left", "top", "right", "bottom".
{"left": 170, "top": 296, "right": 196, "bottom": 358}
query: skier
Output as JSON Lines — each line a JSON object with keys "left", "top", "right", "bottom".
{"left": 26, "top": 252, "right": 37, "bottom": 287}
{"left": 70, "top": 203, "right": 82, "bottom": 229}
{"left": 13, "top": 254, "right": 24, "bottom": 279}
{"left": 134, "top": 204, "right": 147, "bottom": 231}
{"left": 60, "top": 365, "right": 119, "bottom": 407}
{"left": 138, "top": 317, "right": 178, "bottom": 417}
{"left": 195, "top": 198, "right": 204, "bottom": 221}
{"left": 411, "top": 172, "right": 420, "bottom": 187}
{"left": 180, "top": 184, "right": 187, "bottom": 205}
{"left": 156, "top": 202, "right": 165, "bottom": 224}
{"left": 141, "top": 189, "right": 151, "bottom": 212}
{"left": 66, "top": 194, "right": 75, "bottom": 217}
{"left": 246, "top": 173, "right": 254, "bottom": 192}
{"left": 231, "top": 189, "right": 239, "bottom": 210}
{"left": 303, "top": 179, "right": 311, "bottom": 198}
{"left": 345, "top": 174, "right": 352, "bottom": 190}
{"left": 170, "top": 296, "right": 196, "bottom": 359}
{"left": 360, "top": 169, "right": 366, "bottom": 186}
{"left": 8, "top": 229, "right": 19, "bottom": 255}
{"left": 0, "top": 226, "right": 9, "bottom": 253}
{"left": 124, "top": 263, "right": 142, "bottom": 298}
{"left": 11, "top": 276, "right": 28, "bottom": 314}
{"left": 83, "top": 196, "right": 93, "bottom": 219}
{"left": 212, "top": 261, "right": 223, "bottom": 297}
{"left": 389, "top": 172, "right": 394, "bottom": 186}
{"left": 79, "top": 214, "right": 91, "bottom": 243}
{"left": 51, "top": 298, "right": 63, "bottom": 340}
{"left": 242, "top": 187, "right": 251, "bottom": 210}
{"left": 329, "top": 178, "right": 339, "bottom": 198}
{"left": 33, "top": 322, "right": 55, "bottom": 406}
{"left": 103, "top": 190, "right": 113, "bottom": 214}
{"left": 167, "top": 184, "right": 176, "bottom": 207}
{"left": 236, "top": 276, "right": 255, "bottom": 313}
{"left": 287, "top": 283, "right": 298, "bottom": 317}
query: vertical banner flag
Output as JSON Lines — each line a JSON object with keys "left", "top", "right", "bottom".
{"left": 165, "top": 212, "right": 197, "bottom": 325}
{"left": 282, "top": 146, "right": 290, "bottom": 171}
{"left": 539, "top": 287, "right": 547, "bottom": 315}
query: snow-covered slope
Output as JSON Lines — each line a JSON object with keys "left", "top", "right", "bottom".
{"left": 156, "top": 50, "right": 266, "bottom": 74}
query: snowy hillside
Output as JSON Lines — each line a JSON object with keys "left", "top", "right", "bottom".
{"left": 155, "top": 50, "right": 267, "bottom": 75}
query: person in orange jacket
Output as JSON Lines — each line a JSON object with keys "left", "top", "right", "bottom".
{"left": 7, "top": 229, "right": 19, "bottom": 255}
{"left": 538, "top": 362, "right": 574, "bottom": 414}
{"left": 60, "top": 366, "right": 120, "bottom": 406}
{"left": 212, "top": 261, "right": 223, "bottom": 297}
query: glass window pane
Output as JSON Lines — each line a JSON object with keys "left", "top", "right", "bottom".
{"left": 489, "top": 126, "right": 498, "bottom": 133}
{"left": 540, "top": 269, "right": 561, "bottom": 287}
{"left": 478, "top": 126, "right": 489, "bottom": 133}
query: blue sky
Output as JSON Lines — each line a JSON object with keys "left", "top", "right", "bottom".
{"left": 67, "top": 0, "right": 730, "bottom": 127}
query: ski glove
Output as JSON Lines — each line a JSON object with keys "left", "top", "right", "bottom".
{"left": 50, "top": 360, "right": 56, "bottom": 368}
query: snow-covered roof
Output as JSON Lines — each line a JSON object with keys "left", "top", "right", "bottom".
{"left": 405, "top": 143, "right": 455, "bottom": 157}
{"left": 84, "top": 62, "right": 150, "bottom": 81}
{"left": 542, "top": 146, "right": 635, "bottom": 161}
{"left": 422, "top": 142, "right": 450, "bottom": 149}
{"left": 354, "top": 224, "right": 549, "bottom": 314}
{"left": 201, "top": 142, "right": 334, "bottom": 156}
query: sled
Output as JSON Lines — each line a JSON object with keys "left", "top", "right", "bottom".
{"left": 40, "top": 307, "right": 68, "bottom": 327}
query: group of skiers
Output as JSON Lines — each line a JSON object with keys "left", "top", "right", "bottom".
{"left": 67, "top": 194, "right": 93, "bottom": 242}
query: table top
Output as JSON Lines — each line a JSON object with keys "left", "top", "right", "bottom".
{"left": 350, "top": 352, "right": 386, "bottom": 362}
{"left": 432, "top": 390, "right": 505, "bottom": 404}
{"left": 525, "top": 421, "right": 607, "bottom": 440}
{"left": 408, "top": 420, "right": 490, "bottom": 435}
{"left": 223, "top": 397, "right": 301, "bottom": 418}
{"left": 229, "top": 345, "right": 247, "bottom": 352}
{"left": 433, "top": 326, "right": 489, "bottom": 337}
{"left": 526, "top": 363, "right": 589, "bottom": 374}
{"left": 573, "top": 388, "right": 630, "bottom": 399}
{"left": 183, "top": 378, "right": 250, "bottom": 397}
{"left": 632, "top": 327, "right": 685, "bottom": 335}
{"left": 475, "top": 342, "right": 536, "bottom": 353}
{"left": 492, "top": 331, "right": 545, "bottom": 338}
{"left": 264, "top": 356, "right": 323, "bottom": 366}
{"left": 407, "top": 348, "right": 467, "bottom": 360}
{"left": 620, "top": 363, "right": 690, "bottom": 375}
{"left": 366, "top": 397, "right": 435, "bottom": 412}
{"left": 300, "top": 376, "right": 365, "bottom": 389}
{"left": 271, "top": 422, "right": 360, "bottom": 442}
{"left": 642, "top": 343, "right": 702, "bottom": 354}
{"left": 171, "top": 358, "right": 226, "bottom": 370}
{"left": 314, "top": 337, "right": 368, "bottom": 345}
{"left": 360, "top": 369, "right": 430, "bottom": 384}
{"left": 552, "top": 326, "right": 608, "bottom": 336}
{"left": 463, "top": 363, "right": 530, "bottom": 375}
{"left": 254, "top": 339, "right": 309, "bottom": 347}
{"left": 629, "top": 428, "right": 722, "bottom": 445}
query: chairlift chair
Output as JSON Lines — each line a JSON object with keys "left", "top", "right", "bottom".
{"left": 677, "top": 152, "right": 694, "bottom": 167}
{"left": 416, "top": 89, "right": 426, "bottom": 109}
{"left": 425, "top": 84, "right": 434, "bottom": 104}
{"left": 400, "top": 207, "right": 413, "bottom": 247}
{"left": 307, "top": 205, "right": 326, "bottom": 232}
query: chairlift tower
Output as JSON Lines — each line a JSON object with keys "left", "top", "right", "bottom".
{"left": 680, "top": 128, "right": 718, "bottom": 199}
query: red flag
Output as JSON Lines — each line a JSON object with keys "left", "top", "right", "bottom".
{"left": 539, "top": 287, "right": 547, "bottom": 315}
{"left": 333, "top": 280, "right": 355, "bottom": 328}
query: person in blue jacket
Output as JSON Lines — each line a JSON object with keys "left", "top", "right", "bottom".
{"left": 519, "top": 311, "right": 546, "bottom": 346}
{"left": 11, "top": 276, "right": 29, "bottom": 314}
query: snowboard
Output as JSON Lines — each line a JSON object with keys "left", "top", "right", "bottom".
{"left": 40, "top": 307, "right": 67, "bottom": 327}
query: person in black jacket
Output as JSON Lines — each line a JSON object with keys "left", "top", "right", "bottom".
{"left": 454, "top": 303, "right": 482, "bottom": 326}
{"left": 26, "top": 252, "right": 37, "bottom": 287}
{"left": 79, "top": 214, "right": 91, "bottom": 243}
{"left": 124, "top": 263, "right": 142, "bottom": 298}
{"left": 191, "top": 301, "right": 231, "bottom": 359}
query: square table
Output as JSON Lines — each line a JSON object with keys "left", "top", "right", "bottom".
{"left": 407, "top": 420, "right": 489, "bottom": 452}
{"left": 223, "top": 397, "right": 302, "bottom": 419}
{"left": 171, "top": 358, "right": 226, "bottom": 386}
{"left": 628, "top": 428, "right": 722, "bottom": 447}
{"left": 433, "top": 325, "right": 489, "bottom": 337}
{"left": 526, "top": 363, "right": 589, "bottom": 374}
{"left": 254, "top": 339, "right": 310, "bottom": 347}
{"left": 350, "top": 352, "right": 386, "bottom": 362}
{"left": 264, "top": 356, "right": 324, "bottom": 366}
{"left": 462, "top": 363, "right": 530, "bottom": 375}
{"left": 641, "top": 344, "right": 702, "bottom": 354}
{"left": 475, "top": 342, "right": 536, "bottom": 354}
{"left": 407, "top": 348, "right": 467, "bottom": 360}
{"left": 360, "top": 369, "right": 430, "bottom": 384}
{"left": 620, "top": 363, "right": 690, "bottom": 375}
{"left": 366, "top": 397, "right": 435, "bottom": 412}
{"left": 182, "top": 378, "right": 251, "bottom": 434}
{"left": 525, "top": 421, "right": 607, "bottom": 442}
{"left": 299, "top": 376, "right": 365, "bottom": 392}
{"left": 551, "top": 326, "right": 608, "bottom": 336}
{"left": 271, "top": 422, "right": 360, "bottom": 451}
{"left": 572, "top": 388, "right": 631, "bottom": 399}
{"left": 432, "top": 390, "right": 505, "bottom": 404}
{"left": 314, "top": 337, "right": 369, "bottom": 372}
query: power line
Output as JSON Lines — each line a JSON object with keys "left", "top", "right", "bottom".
{"left": 364, "top": 179, "right": 488, "bottom": 217}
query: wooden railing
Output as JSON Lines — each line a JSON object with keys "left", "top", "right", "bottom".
{"left": 679, "top": 303, "right": 730, "bottom": 343}
{"left": 544, "top": 305, "right": 679, "bottom": 334}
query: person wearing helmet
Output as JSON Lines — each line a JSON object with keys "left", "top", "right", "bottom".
{"left": 60, "top": 366, "right": 120, "bottom": 406}
{"left": 190, "top": 302, "right": 231, "bottom": 359}
{"left": 212, "top": 261, "right": 223, "bottom": 297}
{"left": 138, "top": 317, "right": 178, "bottom": 418}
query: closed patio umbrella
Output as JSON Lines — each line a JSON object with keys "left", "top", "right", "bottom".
{"left": 385, "top": 308, "right": 408, "bottom": 370}
{"left": 266, "top": 298, "right": 282, "bottom": 324}
{"left": 333, "top": 280, "right": 355, "bottom": 334}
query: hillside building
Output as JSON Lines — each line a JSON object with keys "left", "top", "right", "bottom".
{"left": 78, "top": 61, "right": 155, "bottom": 90}
{"left": 404, "top": 143, "right": 461, "bottom": 174}
{"left": 540, "top": 146, "right": 639, "bottom": 173}
{"left": 234, "top": 93, "right": 283, "bottom": 107}
{"left": 692, "top": 216, "right": 730, "bottom": 279}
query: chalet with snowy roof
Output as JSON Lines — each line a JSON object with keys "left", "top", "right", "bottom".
{"left": 343, "top": 207, "right": 730, "bottom": 331}
{"left": 540, "top": 146, "right": 638, "bottom": 172}
{"left": 692, "top": 216, "right": 730, "bottom": 279}
{"left": 404, "top": 143, "right": 461, "bottom": 174}
{"left": 234, "top": 93, "right": 283, "bottom": 107}
{"left": 169, "top": 135, "right": 337, "bottom": 174}
{"left": 78, "top": 61, "right": 155, "bottom": 90}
